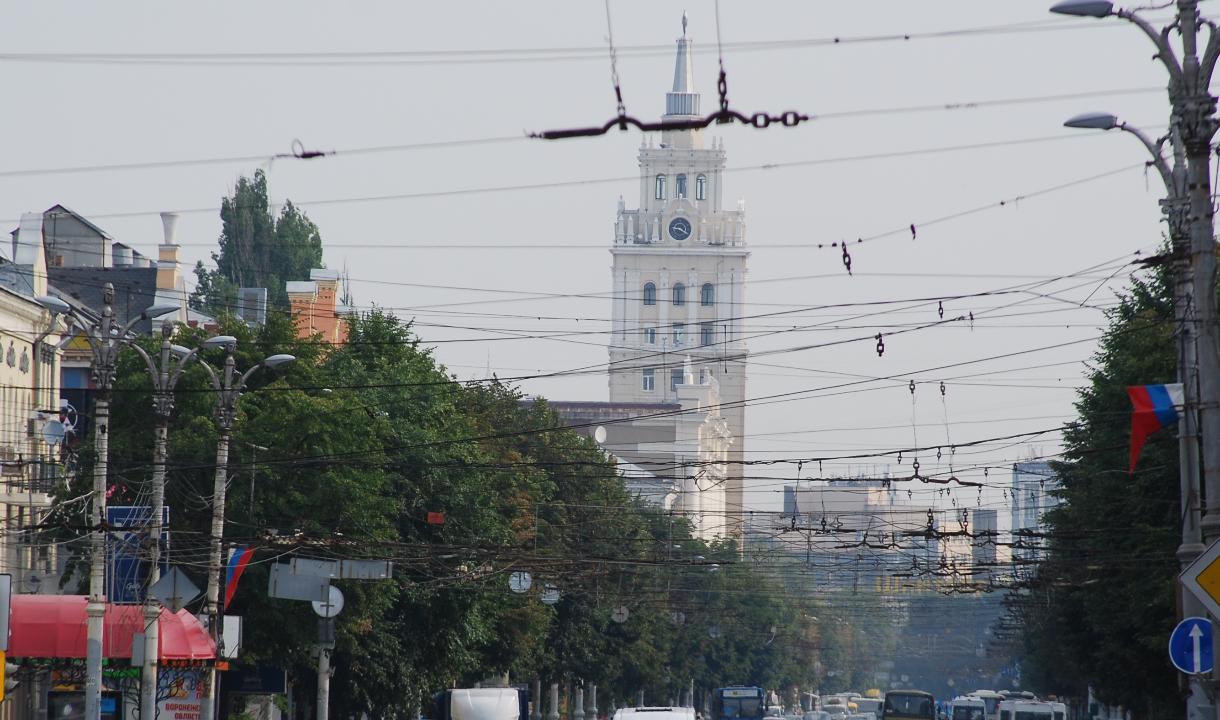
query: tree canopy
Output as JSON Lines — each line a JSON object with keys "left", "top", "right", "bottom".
{"left": 192, "top": 170, "right": 324, "bottom": 315}
{"left": 1012, "top": 263, "right": 1181, "bottom": 717}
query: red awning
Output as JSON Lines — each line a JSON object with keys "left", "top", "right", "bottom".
{"left": 9, "top": 595, "right": 216, "bottom": 660}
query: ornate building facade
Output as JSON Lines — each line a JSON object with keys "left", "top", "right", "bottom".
{"left": 607, "top": 22, "right": 749, "bottom": 535}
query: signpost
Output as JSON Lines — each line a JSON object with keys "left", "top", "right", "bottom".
{"left": 1170, "top": 618, "right": 1214, "bottom": 675}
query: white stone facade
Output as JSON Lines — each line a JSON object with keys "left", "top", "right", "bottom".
{"left": 607, "top": 28, "right": 748, "bottom": 535}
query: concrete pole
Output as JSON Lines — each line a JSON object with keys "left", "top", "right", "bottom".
{"left": 199, "top": 427, "right": 231, "bottom": 720}
{"left": 638, "top": 691, "right": 644, "bottom": 708}
{"left": 532, "top": 681, "right": 543, "bottom": 720}
{"left": 84, "top": 394, "right": 109, "bottom": 720}
{"left": 589, "top": 685, "right": 597, "bottom": 720}
{"left": 549, "top": 684, "right": 560, "bottom": 720}
{"left": 141, "top": 417, "right": 169, "bottom": 720}
{"left": 317, "top": 649, "right": 331, "bottom": 720}
{"left": 575, "top": 687, "right": 585, "bottom": 720}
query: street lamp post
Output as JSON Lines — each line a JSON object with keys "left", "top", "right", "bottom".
{"left": 1063, "top": 111, "right": 1208, "bottom": 714}
{"left": 127, "top": 324, "right": 237, "bottom": 720}
{"left": 35, "top": 288, "right": 180, "bottom": 720}
{"left": 194, "top": 345, "right": 294, "bottom": 720}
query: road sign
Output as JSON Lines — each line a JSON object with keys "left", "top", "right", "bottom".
{"left": 149, "top": 567, "right": 201, "bottom": 613}
{"left": 509, "top": 572, "right": 532, "bottom": 594}
{"left": 312, "top": 585, "right": 344, "bottom": 618}
{"left": 267, "top": 563, "right": 329, "bottom": 602}
{"left": 1182, "top": 540, "right": 1220, "bottom": 619}
{"left": 611, "top": 605, "right": 629, "bottom": 623}
{"left": 1170, "top": 617, "right": 1214, "bottom": 674}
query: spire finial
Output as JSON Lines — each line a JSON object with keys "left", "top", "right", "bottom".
{"left": 682, "top": 10, "right": 688, "bottom": 37}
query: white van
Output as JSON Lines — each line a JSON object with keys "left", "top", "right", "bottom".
{"left": 950, "top": 697, "right": 985, "bottom": 720}
{"left": 997, "top": 700, "right": 1055, "bottom": 720}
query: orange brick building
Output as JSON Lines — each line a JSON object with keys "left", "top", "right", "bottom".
{"left": 286, "top": 269, "right": 351, "bottom": 346}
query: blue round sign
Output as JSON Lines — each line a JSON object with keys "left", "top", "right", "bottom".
{"left": 1169, "top": 617, "right": 1214, "bottom": 674}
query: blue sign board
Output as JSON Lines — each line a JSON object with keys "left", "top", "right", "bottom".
{"left": 106, "top": 506, "right": 169, "bottom": 604}
{"left": 1169, "top": 617, "right": 1214, "bottom": 674}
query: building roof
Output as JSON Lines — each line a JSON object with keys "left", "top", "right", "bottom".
{"left": 42, "top": 204, "right": 113, "bottom": 240}
{"left": 48, "top": 266, "right": 160, "bottom": 334}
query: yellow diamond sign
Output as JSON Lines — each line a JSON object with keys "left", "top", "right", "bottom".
{"left": 1182, "top": 540, "right": 1220, "bottom": 618}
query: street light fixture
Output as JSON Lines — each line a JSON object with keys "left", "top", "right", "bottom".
{"left": 195, "top": 346, "right": 295, "bottom": 720}
{"left": 1049, "top": 0, "right": 1113, "bottom": 17}
{"left": 33, "top": 286, "right": 183, "bottom": 720}
{"left": 1062, "top": 112, "right": 1119, "bottom": 130}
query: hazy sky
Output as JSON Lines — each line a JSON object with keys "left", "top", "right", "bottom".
{"left": 0, "top": 2, "right": 1185, "bottom": 530}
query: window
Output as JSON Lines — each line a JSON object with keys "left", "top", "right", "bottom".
{"left": 672, "top": 282, "right": 685, "bottom": 306}
{"left": 643, "top": 282, "right": 656, "bottom": 305}
{"left": 701, "top": 282, "right": 714, "bottom": 306}
{"left": 701, "top": 323, "right": 714, "bottom": 346}
{"left": 672, "top": 323, "right": 685, "bottom": 345}
{"left": 696, "top": 174, "right": 707, "bottom": 200}
{"left": 676, "top": 174, "right": 687, "bottom": 198}
{"left": 643, "top": 327, "right": 656, "bottom": 344}
{"left": 671, "top": 368, "right": 684, "bottom": 391}
{"left": 642, "top": 369, "right": 655, "bottom": 392}
{"left": 655, "top": 174, "right": 666, "bottom": 200}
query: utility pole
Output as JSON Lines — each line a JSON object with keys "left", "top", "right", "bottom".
{"left": 1053, "top": 2, "right": 1220, "bottom": 719}
{"left": 128, "top": 324, "right": 237, "bottom": 720}
{"left": 196, "top": 347, "right": 293, "bottom": 720}
{"left": 35, "top": 288, "right": 179, "bottom": 720}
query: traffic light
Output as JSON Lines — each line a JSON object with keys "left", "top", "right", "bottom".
{"left": 0, "top": 651, "right": 18, "bottom": 701}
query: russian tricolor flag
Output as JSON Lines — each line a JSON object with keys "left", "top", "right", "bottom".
{"left": 1127, "top": 383, "right": 1185, "bottom": 473}
{"left": 224, "top": 547, "right": 255, "bottom": 609}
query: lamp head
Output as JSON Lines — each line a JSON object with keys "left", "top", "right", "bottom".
{"left": 1049, "top": 0, "right": 1113, "bottom": 16}
{"left": 1064, "top": 112, "right": 1119, "bottom": 130}
{"left": 144, "top": 304, "right": 180, "bottom": 319}
{"left": 202, "top": 335, "right": 238, "bottom": 350}
{"left": 170, "top": 345, "right": 193, "bottom": 358}
{"left": 263, "top": 354, "right": 296, "bottom": 368}
{"left": 35, "top": 296, "right": 71, "bottom": 315}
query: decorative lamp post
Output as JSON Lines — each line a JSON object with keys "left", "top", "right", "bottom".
{"left": 194, "top": 344, "right": 294, "bottom": 720}
{"left": 34, "top": 288, "right": 179, "bottom": 720}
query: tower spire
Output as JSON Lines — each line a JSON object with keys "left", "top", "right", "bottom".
{"left": 665, "top": 14, "right": 700, "bottom": 117}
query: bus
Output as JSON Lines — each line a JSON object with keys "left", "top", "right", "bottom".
{"left": 714, "top": 687, "right": 766, "bottom": 720}
{"left": 881, "top": 691, "right": 936, "bottom": 720}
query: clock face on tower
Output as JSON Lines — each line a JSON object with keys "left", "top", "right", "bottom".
{"left": 669, "top": 217, "right": 692, "bottom": 241}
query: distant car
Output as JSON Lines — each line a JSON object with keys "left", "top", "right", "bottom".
{"left": 845, "top": 714, "right": 876, "bottom": 720}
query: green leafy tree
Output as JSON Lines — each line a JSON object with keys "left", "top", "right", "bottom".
{"left": 192, "top": 170, "right": 323, "bottom": 315}
{"left": 1015, "top": 263, "right": 1180, "bottom": 716}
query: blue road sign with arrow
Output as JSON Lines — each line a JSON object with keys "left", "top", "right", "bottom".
{"left": 1169, "top": 617, "right": 1214, "bottom": 674}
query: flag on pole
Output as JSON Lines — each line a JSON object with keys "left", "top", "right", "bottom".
{"left": 224, "top": 547, "right": 255, "bottom": 608}
{"left": 1127, "top": 383, "right": 1185, "bottom": 473}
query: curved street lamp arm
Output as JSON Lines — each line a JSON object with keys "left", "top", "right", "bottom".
{"left": 1118, "top": 10, "right": 1184, "bottom": 86}
{"left": 1119, "top": 123, "right": 1176, "bottom": 193}
{"left": 237, "top": 363, "right": 268, "bottom": 391}
{"left": 125, "top": 342, "right": 163, "bottom": 387}
{"left": 1200, "top": 21, "right": 1220, "bottom": 91}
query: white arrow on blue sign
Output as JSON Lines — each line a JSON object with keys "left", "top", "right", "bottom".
{"left": 1169, "top": 617, "right": 1214, "bottom": 675}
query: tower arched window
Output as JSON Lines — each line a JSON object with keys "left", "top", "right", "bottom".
{"left": 643, "top": 282, "right": 656, "bottom": 305}
{"left": 673, "top": 282, "right": 686, "bottom": 306}
{"left": 676, "top": 174, "right": 687, "bottom": 198}
{"left": 696, "top": 174, "right": 707, "bottom": 201}
{"left": 655, "top": 175, "right": 666, "bottom": 200}
{"left": 701, "top": 283, "right": 714, "bottom": 306}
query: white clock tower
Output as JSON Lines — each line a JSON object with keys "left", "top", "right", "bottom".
{"left": 608, "top": 19, "right": 749, "bottom": 535}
